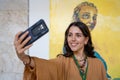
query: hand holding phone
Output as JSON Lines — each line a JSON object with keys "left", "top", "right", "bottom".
{"left": 19, "top": 19, "right": 49, "bottom": 47}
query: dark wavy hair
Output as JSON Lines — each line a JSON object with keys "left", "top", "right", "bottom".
{"left": 63, "top": 22, "right": 95, "bottom": 58}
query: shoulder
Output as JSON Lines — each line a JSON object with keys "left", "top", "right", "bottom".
{"left": 57, "top": 54, "right": 65, "bottom": 58}
{"left": 57, "top": 54, "right": 69, "bottom": 61}
{"left": 55, "top": 54, "right": 73, "bottom": 64}
{"left": 88, "top": 57, "right": 103, "bottom": 66}
{"left": 88, "top": 57, "right": 106, "bottom": 71}
{"left": 49, "top": 54, "right": 67, "bottom": 63}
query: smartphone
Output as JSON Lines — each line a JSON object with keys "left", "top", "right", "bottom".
{"left": 19, "top": 19, "right": 49, "bottom": 47}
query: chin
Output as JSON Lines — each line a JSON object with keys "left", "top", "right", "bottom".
{"left": 71, "top": 48, "right": 78, "bottom": 52}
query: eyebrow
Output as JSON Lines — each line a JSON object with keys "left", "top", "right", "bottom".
{"left": 82, "top": 12, "right": 90, "bottom": 14}
{"left": 82, "top": 12, "right": 97, "bottom": 16}
{"left": 68, "top": 32, "right": 83, "bottom": 34}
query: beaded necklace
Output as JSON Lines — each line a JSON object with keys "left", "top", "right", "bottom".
{"left": 73, "top": 55, "right": 88, "bottom": 80}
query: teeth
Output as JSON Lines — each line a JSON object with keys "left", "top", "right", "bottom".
{"left": 71, "top": 43, "right": 77, "bottom": 46}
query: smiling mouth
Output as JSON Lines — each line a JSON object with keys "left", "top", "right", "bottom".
{"left": 71, "top": 43, "right": 78, "bottom": 46}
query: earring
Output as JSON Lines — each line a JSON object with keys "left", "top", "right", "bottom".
{"left": 85, "top": 42, "right": 87, "bottom": 45}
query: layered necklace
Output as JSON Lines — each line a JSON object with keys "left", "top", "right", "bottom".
{"left": 73, "top": 55, "right": 88, "bottom": 80}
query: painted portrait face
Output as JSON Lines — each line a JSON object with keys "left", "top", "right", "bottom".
{"left": 79, "top": 5, "right": 97, "bottom": 31}
{"left": 67, "top": 26, "right": 88, "bottom": 53}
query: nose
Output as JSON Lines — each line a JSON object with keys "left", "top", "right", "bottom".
{"left": 90, "top": 17, "right": 94, "bottom": 23}
{"left": 87, "top": 17, "right": 94, "bottom": 26}
{"left": 71, "top": 35, "right": 76, "bottom": 41}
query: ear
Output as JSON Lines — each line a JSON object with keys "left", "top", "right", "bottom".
{"left": 85, "top": 37, "right": 89, "bottom": 45}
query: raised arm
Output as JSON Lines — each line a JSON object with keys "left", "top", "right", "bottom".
{"left": 14, "top": 31, "right": 34, "bottom": 68}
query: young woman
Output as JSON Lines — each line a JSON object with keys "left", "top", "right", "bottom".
{"left": 71, "top": 2, "right": 111, "bottom": 79}
{"left": 14, "top": 22, "right": 108, "bottom": 80}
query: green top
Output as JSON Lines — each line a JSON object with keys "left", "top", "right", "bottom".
{"left": 72, "top": 55, "right": 88, "bottom": 80}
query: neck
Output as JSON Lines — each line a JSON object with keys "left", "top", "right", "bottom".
{"left": 75, "top": 55, "right": 86, "bottom": 62}
{"left": 74, "top": 51, "right": 86, "bottom": 61}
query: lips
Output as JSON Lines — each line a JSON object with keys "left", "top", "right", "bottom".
{"left": 69, "top": 43, "right": 79, "bottom": 51}
{"left": 70, "top": 43, "right": 78, "bottom": 47}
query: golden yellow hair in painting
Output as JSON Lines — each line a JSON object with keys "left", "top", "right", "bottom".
{"left": 50, "top": 0, "right": 120, "bottom": 79}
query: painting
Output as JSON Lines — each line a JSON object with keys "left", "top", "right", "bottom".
{"left": 50, "top": 0, "right": 120, "bottom": 79}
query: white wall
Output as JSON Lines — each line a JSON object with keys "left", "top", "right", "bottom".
{"left": 29, "top": 0, "right": 50, "bottom": 59}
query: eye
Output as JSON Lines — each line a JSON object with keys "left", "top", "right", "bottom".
{"left": 93, "top": 15, "right": 97, "bottom": 20}
{"left": 68, "top": 33, "right": 72, "bottom": 37}
{"left": 82, "top": 13, "right": 90, "bottom": 19}
{"left": 76, "top": 33, "right": 83, "bottom": 37}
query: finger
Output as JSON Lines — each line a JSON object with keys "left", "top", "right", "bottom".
{"left": 16, "top": 38, "right": 30, "bottom": 54}
{"left": 14, "top": 31, "right": 23, "bottom": 47}
{"left": 18, "top": 31, "right": 29, "bottom": 44}
{"left": 17, "top": 37, "right": 32, "bottom": 54}
{"left": 16, "top": 44, "right": 32, "bottom": 55}
{"left": 21, "top": 36, "right": 31, "bottom": 48}
{"left": 23, "top": 44, "right": 33, "bottom": 51}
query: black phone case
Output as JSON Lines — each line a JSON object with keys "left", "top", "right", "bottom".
{"left": 19, "top": 19, "right": 49, "bottom": 47}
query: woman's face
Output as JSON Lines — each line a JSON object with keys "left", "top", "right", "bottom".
{"left": 79, "top": 5, "right": 97, "bottom": 31}
{"left": 67, "top": 26, "right": 88, "bottom": 53}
